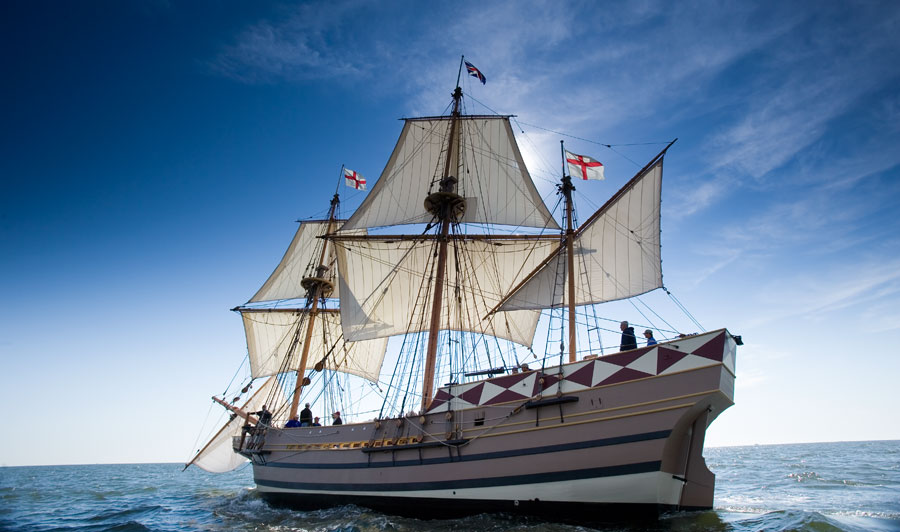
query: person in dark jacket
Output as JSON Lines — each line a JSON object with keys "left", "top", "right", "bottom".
{"left": 299, "top": 403, "right": 313, "bottom": 427}
{"left": 253, "top": 405, "right": 273, "bottom": 427}
{"left": 619, "top": 321, "right": 637, "bottom": 351}
{"left": 331, "top": 411, "right": 343, "bottom": 425}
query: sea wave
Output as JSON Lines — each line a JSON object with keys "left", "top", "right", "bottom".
{"left": 1, "top": 441, "right": 898, "bottom": 532}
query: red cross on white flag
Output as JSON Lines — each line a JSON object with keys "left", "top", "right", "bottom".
{"left": 565, "top": 150, "right": 605, "bottom": 181}
{"left": 344, "top": 168, "right": 366, "bottom": 190}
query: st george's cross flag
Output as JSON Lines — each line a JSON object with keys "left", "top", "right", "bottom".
{"left": 565, "top": 150, "right": 605, "bottom": 181}
{"left": 464, "top": 61, "right": 486, "bottom": 84}
{"left": 344, "top": 168, "right": 366, "bottom": 190}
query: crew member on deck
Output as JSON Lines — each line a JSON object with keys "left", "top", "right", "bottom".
{"left": 285, "top": 414, "right": 302, "bottom": 428}
{"left": 253, "top": 405, "right": 273, "bottom": 427}
{"left": 619, "top": 321, "right": 637, "bottom": 352}
{"left": 312, "top": 417, "right": 322, "bottom": 426}
{"left": 332, "top": 411, "right": 343, "bottom": 425}
{"left": 300, "top": 403, "right": 313, "bottom": 427}
{"left": 644, "top": 329, "right": 658, "bottom": 346}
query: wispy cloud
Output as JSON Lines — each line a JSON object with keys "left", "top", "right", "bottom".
{"left": 859, "top": 300, "right": 900, "bottom": 334}
{"left": 664, "top": 4, "right": 900, "bottom": 217}
{"left": 681, "top": 248, "right": 742, "bottom": 291}
{"left": 211, "top": 1, "right": 900, "bottom": 232}
{"left": 210, "top": 2, "right": 791, "bottom": 123}
{"left": 742, "top": 259, "right": 900, "bottom": 330}
{"left": 210, "top": 1, "right": 374, "bottom": 84}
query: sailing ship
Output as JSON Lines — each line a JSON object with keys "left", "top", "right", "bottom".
{"left": 186, "top": 62, "right": 740, "bottom": 521}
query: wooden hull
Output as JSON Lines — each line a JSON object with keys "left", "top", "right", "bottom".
{"left": 240, "top": 329, "right": 737, "bottom": 520}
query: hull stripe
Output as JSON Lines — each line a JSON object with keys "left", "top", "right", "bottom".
{"left": 256, "top": 460, "right": 662, "bottom": 492}
{"left": 262, "top": 429, "right": 670, "bottom": 470}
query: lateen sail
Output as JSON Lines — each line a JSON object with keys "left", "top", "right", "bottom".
{"left": 342, "top": 117, "right": 560, "bottom": 231}
{"left": 186, "top": 375, "right": 284, "bottom": 473}
{"left": 498, "top": 154, "right": 665, "bottom": 311}
{"left": 335, "top": 237, "right": 556, "bottom": 344}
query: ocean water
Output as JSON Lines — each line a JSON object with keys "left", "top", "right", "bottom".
{"left": 1, "top": 440, "right": 897, "bottom": 532}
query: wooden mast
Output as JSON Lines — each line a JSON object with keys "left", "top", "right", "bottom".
{"left": 288, "top": 193, "right": 340, "bottom": 419}
{"left": 421, "top": 85, "right": 465, "bottom": 412}
{"left": 560, "top": 142, "right": 577, "bottom": 363}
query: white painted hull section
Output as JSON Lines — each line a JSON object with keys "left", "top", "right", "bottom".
{"left": 256, "top": 471, "right": 684, "bottom": 505}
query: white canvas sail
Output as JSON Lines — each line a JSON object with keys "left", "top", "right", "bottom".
{"left": 499, "top": 157, "right": 665, "bottom": 311}
{"left": 335, "top": 237, "right": 555, "bottom": 344}
{"left": 342, "top": 117, "right": 560, "bottom": 231}
{"left": 240, "top": 308, "right": 388, "bottom": 382}
{"left": 250, "top": 221, "right": 343, "bottom": 303}
{"left": 188, "top": 376, "right": 283, "bottom": 473}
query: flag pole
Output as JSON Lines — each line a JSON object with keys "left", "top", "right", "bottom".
{"left": 335, "top": 164, "right": 345, "bottom": 196}
{"left": 456, "top": 55, "right": 464, "bottom": 89}
{"left": 560, "top": 140, "right": 567, "bottom": 181}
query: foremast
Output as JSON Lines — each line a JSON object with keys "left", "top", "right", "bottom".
{"left": 288, "top": 192, "right": 340, "bottom": 419}
{"left": 490, "top": 140, "right": 675, "bottom": 359}
{"left": 421, "top": 85, "right": 466, "bottom": 411}
{"left": 560, "top": 142, "right": 577, "bottom": 363}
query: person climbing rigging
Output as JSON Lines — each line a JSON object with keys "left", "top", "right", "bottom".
{"left": 253, "top": 405, "right": 273, "bottom": 427}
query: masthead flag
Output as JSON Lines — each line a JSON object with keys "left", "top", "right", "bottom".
{"left": 565, "top": 150, "right": 605, "bottom": 181}
{"left": 464, "top": 61, "right": 486, "bottom": 84}
{"left": 344, "top": 168, "right": 366, "bottom": 190}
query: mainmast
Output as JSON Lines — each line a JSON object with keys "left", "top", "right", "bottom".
{"left": 421, "top": 86, "right": 466, "bottom": 411}
{"left": 560, "top": 142, "right": 577, "bottom": 363}
{"left": 288, "top": 193, "right": 340, "bottom": 419}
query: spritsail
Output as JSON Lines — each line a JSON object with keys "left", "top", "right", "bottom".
{"left": 185, "top": 375, "right": 284, "bottom": 473}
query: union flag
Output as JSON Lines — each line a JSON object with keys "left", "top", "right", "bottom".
{"left": 464, "top": 61, "right": 486, "bottom": 85}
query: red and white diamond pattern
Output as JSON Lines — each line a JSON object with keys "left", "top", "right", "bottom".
{"left": 428, "top": 330, "right": 734, "bottom": 412}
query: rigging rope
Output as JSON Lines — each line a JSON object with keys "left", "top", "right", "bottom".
{"left": 666, "top": 288, "right": 705, "bottom": 332}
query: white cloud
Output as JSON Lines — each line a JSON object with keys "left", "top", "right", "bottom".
{"left": 668, "top": 176, "right": 732, "bottom": 220}
{"left": 704, "top": 4, "right": 900, "bottom": 184}
{"left": 210, "top": 1, "right": 377, "bottom": 83}
{"left": 742, "top": 259, "right": 900, "bottom": 329}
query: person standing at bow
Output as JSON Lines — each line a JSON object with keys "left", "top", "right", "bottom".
{"left": 619, "top": 321, "right": 637, "bottom": 352}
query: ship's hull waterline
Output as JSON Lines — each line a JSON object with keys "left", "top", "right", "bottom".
{"left": 240, "top": 329, "right": 737, "bottom": 519}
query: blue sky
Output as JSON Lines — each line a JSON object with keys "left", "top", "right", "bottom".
{"left": 2, "top": 1, "right": 899, "bottom": 466}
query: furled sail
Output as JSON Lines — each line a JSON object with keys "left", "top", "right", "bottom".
{"left": 187, "top": 376, "right": 283, "bottom": 473}
{"left": 341, "top": 117, "right": 560, "bottom": 231}
{"left": 249, "top": 221, "right": 343, "bottom": 303}
{"left": 239, "top": 308, "right": 388, "bottom": 382}
{"left": 334, "top": 237, "right": 556, "bottom": 344}
{"left": 498, "top": 155, "right": 665, "bottom": 311}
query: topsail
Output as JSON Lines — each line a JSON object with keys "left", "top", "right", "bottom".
{"left": 342, "top": 117, "right": 559, "bottom": 231}
{"left": 239, "top": 219, "right": 388, "bottom": 381}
